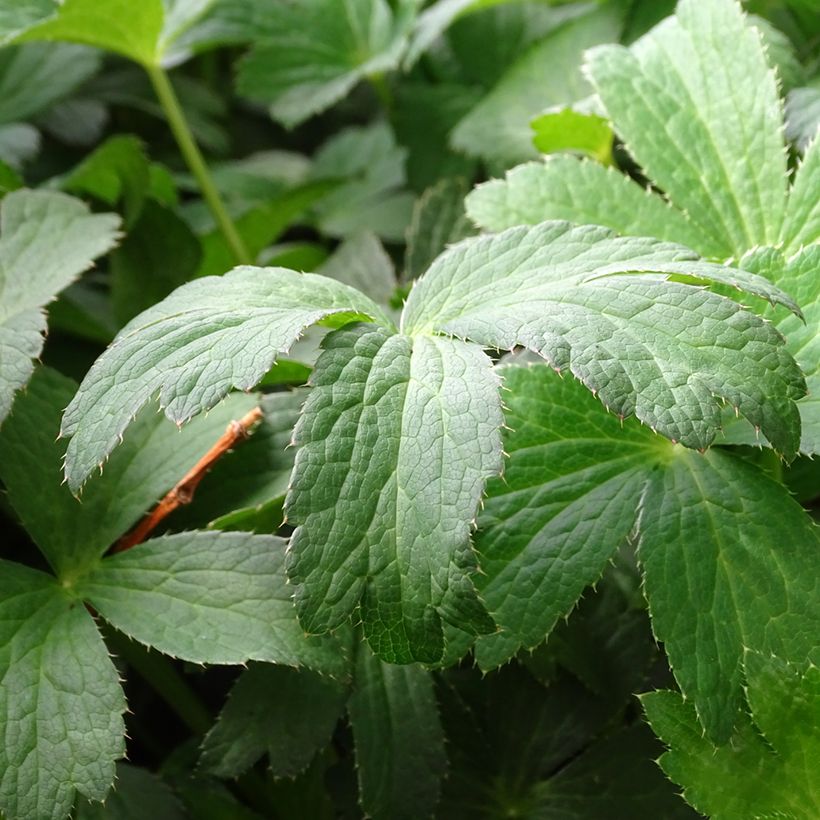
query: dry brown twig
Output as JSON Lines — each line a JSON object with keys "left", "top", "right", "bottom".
{"left": 112, "top": 406, "right": 264, "bottom": 554}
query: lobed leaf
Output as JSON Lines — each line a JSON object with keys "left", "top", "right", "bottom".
{"left": 77, "top": 531, "right": 349, "bottom": 676}
{"left": 61, "top": 266, "right": 391, "bottom": 492}
{"left": 286, "top": 323, "right": 502, "bottom": 663}
{"left": 781, "top": 133, "right": 820, "bottom": 254}
{"left": 0, "top": 561, "right": 125, "bottom": 820}
{"left": 0, "top": 190, "right": 120, "bottom": 425}
{"left": 402, "top": 221, "right": 805, "bottom": 457}
{"left": 586, "top": 0, "right": 788, "bottom": 257}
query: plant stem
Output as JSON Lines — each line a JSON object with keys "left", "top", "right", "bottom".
{"left": 369, "top": 72, "right": 393, "bottom": 111}
{"left": 146, "top": 64, "right": 251, "bottom": 265}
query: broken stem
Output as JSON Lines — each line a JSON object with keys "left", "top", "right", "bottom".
{"left": 112, "top": 407, "right": 264, "bottom": 553}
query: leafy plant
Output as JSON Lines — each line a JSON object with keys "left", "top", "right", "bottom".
{"left": 0, "top": 0, "right": 817, "bottom": 818}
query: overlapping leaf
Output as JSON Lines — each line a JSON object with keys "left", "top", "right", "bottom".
{"left": 0, "top": 190, "right": 120, "bottom": 425}
{"left": 475, "top": 363, "right": 820, "bottom": 743}
{"left": 644, "top": 653, "right": 820, "bottom": 819}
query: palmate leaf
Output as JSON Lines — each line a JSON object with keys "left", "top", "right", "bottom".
{"left": 587, "top": 0, "right": 788, "bottom": 257}
{"left": 63, "top": 213, "right": 806, "bottom": 663}
{"left": 475, "top": 364, "right": 820, "bottom": 743}
{"left": 403, "top": 221, "right": 805, "bottom": 457}
{"left": 643, "top": 653, "right": 820, "bottom": 819}
{"left": 0, "top": 561, "right": 126, "bottom": 820}
{"left": 0, "top": 189, "right": 119, "bottom": 425}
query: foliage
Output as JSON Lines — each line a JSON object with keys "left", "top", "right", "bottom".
{"left": 0, "top": 0, "right": 817, "bottom": 818}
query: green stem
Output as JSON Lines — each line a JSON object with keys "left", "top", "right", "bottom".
{"left": 146, "top": 64, "right": 251, "bottom": 265}
{"left": 369, "top": 72, "right": 393, "bottom": 111}
{"left": 104, "top": 626, "right": 212, "bottom": 735}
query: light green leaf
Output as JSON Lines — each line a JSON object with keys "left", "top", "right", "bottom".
{"left": 781, "top": 133, "right": 820, "bottom": 254}
{"left": 402, "top": 221, "right": 805, "bottom": 457}
{"left": 404, "top": 177, "right": 475, "bottom": 282}
{"left": 0, "top": 189, "right": 120, "bottom": 425}
{"left": 318, "top": 231, "right": 396, "bottom": 306}
{"left": 0, "top": 560, "right": 125, "bottom": 820}
{"left": 0, "top": 43, "right": 100, "bottom": 125}
{"left": 200, "top": 664, "right": 348, "bottom": 778}
{"left": 310, "top": 122, "right": 415, "bottom": 243}
{"left": 638, "top": 448, "right": 820, "bottom": 742}
{"left": 11, "top": 0, "right": 165, "bottom": 67}
{"left": 286, "top": 323, "right": 502, "bottom": 664}
{"left": 451, "top": 6, "right": 622, "bottom": 165}
{"left": 465, "top": 157, "right": 711, "bottom": 254}
{"left": 77, "top": 531, "right": 348, "bottom": 676}
{"left": 586, "top": 0, "right": 788, "bottom": 256}
{"left": 530, "top": 104, "right": 613, "bottom": 164}
{"left": 643, "top": 654, "right": 820, "bottom": 819}
{"left": 236, "top": 0, "right": 412, "bottom": 128}
{"left": 0, "top": 366, "right": 259, "bottom": 578}
{"left": 474, "top": 364, "right": 663, "bottom": 669}
{"left": 60, "top": 135, "right": 150, "bottom": 229}
{"left": 61, "top": 266, "right": 391, "bottom": 492}
{"left": 0, "top": 121, "right": 39, "bottom": 168}
{"left": 348, "top": 645, "right": 446, "bottom": 820}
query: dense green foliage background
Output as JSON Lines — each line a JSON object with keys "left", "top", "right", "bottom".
{"left": 0, "top": 1, "right": 818, "bottom": 818}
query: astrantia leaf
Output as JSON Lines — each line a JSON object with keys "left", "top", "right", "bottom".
{"left": 0, "top": 189, "right": 120, "bottom": 425}
{"left": 236, "top": 0, "right": 413, "bottom": 128}
{"left": 0, "top": 561, "right": 125, "bottom": 820}
{"left": 402, "top": 221, "right": 805, "bottom": 457}
{"left": 643, "top": 653, "right": 820, "bottom": 819}
{"left": 77, "top": 531, "right": 348, "bottom": 676}
{"left": 286, "top": 323, "right": 502, "bottom": 663}
{"left": 586, "top": 0, "right": 788, "bottom": 257}
{"left": 61, "top": 266, "right": 391, "bottom": 492}
{"left": 200, "top": 664, "right": 348, "bottom": 778}
{"left": 348, "top": 645, "right": 446, "bottom": 820}
{"left": 0, "top": 366, "right": 259, "bottom": 578}
{"left": 474, "top": 363, "right": 820, "bottom": 744}
{"left": 465, "top": 157, "right": 712, "bottom": 256}
{"left": 785, "top": 85, "right": 820, "bottom": 155}
{"left": 780, "top": 134, "right": 820, "bottom": 255}
{"left": 529, "top": 104, "right": 613, "bottom": 164}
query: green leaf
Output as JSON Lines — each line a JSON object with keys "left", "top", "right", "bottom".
{"left": 317, "top": 231, "right": 396, "bottom": 306}
{"left": 236, "top": 0, "right": 412, "bottom": 128}
{"left": 465, "top": 157, "right": 711, "bottom": 254}
{"left": 473, "top": 364, "right": 663, "bottom": 669}
{"left": 643, "top": 653, "right": 820, "bottom": 819}
{"left": 781, "top": 133, "right": 820, "bottom": 254}
{"left": 586, "top": 0, "right": 788, "bottom": 256}
{"left": 451, "top": 7, "right": 622, "bottom": 165}
{"left": 111, "top": 200, "right": 202, "bottom": 325}
{"left": 60, "top": 135, "right": 151, "bottom": 229}
{"left": 310, "top": 122, "right": 415, "bottom": 243}
{"left": 348, "top": 645, "right": 445, "bottom": 820}
{"left": 77, "top": 531, "right": 349, "bottom": 676}
{"left": 530, "top": 103, "right": 613, "bottom": 164}
{"left": 61, "top": 266, "right": 391, "bottom": 492}
{"left": 0, "top": 560, "right": 125, "bottom": 820}
{"left": 286, "top": 323, "right": 502, "bottom": 664}
{"left": 638, "top": 448, "right": 820, "bottom": 742}
{"left": 75, "top": 764, "right": 185, "bottom": 820}
{"left": 11, "top": 0, "right": 166, "bottom": 67}
{"left": 785, "top": 85, "right": 820, "bottom": 154}
{"left": 200, "top": 664, "right": 348, "bottom": 778}
{"left": 0, "top": 43, "right": 100, "bottom": 125}
{"left": 404, "top": 177, "right": 475, "bottom": 282}
{"left": 0, "top": 366, "right": 259, "bottom": 578}
{"left": 0, "top": 189, "right": 120, "bottom": 425}
{"left": 402, "top": 221, "right": 805, "bottom": 457}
